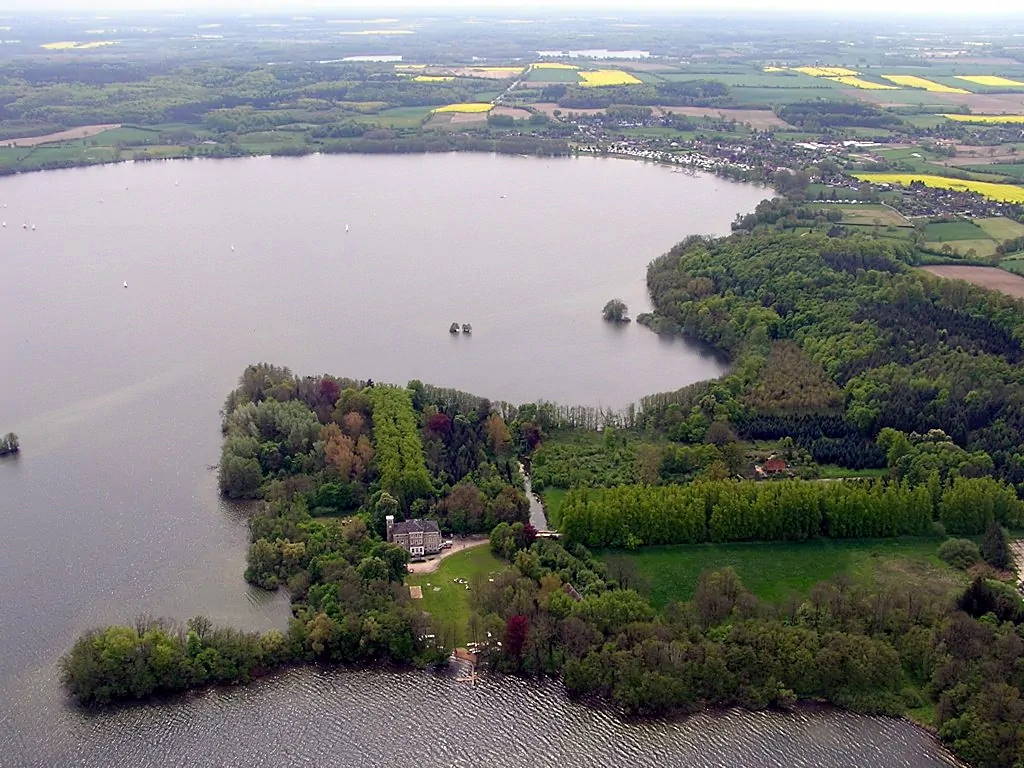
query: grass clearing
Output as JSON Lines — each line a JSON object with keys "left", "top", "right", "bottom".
{"left": 598, "top": 537, "right": 952, "bottom": 609}
{"left": 541, "top": 488, "right": 568, "bottom": 529}
{"left": 406, "top": 546, "right": 507, "bottom": 646}
{"left": 853, "top": 173, "right": 1024, "bottom": 203}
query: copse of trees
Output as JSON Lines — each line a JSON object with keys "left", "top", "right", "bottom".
{"left": 557, "top": 476, "right": 1023, "bottom": 548}
{"left": 367, "top": 386, "right": 434, "bottom": 510}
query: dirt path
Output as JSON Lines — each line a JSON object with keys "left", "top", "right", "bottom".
{"left": 406, "top": 535, "right": 488, "bottom": 574}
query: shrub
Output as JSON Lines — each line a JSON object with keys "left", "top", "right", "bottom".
{"left": 938, "top": 538, "right": 981, "bottom": 570}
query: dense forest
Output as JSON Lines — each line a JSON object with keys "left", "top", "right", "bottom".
{"left": 639, "top": 232, "right": 1024, "bottom": 487}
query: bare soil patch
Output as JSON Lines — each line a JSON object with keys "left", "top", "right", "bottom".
{"left": 922, "top": 265, "right": 1024, "bottom": 299}
{"left": 492, "top": 106, "right": 531, "bottom": 119}
{"left": 4, "top": 123, "right": 121, "bottom": 147}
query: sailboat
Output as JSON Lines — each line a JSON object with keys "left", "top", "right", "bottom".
{"left": 345, "top": 224, "right": 350, "bottom": 232}
{"left": 123, "top": 281, "right": 128, "bottom": 288}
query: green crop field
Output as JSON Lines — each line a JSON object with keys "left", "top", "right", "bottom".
{"left": 972, "top": 164, "right": 1024, "bottom": 181}
{"left": 406, "top": 545, "right": 507, "bottom": 646}
{"left": 525, "top": 67, "right": 580, "bottom": 83}
{"left": 662, "top": 72, "right": 837, "bottom": 88}
{"left": 924, "top": 219, "right": 991, "bottom": 241}
{"left": 598, "top": 537, "right": 954, "bottom": 609}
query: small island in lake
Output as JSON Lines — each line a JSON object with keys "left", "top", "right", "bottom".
{"left": 0, "top": 432, "right": 19, "bottom": 456}
{"left": 602, "top": 298, "right": 630, "bottom": 323}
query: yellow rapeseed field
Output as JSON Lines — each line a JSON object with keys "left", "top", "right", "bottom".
{"left": 942, "top": 114, "right": 1024, "bottom": 124}
{"left": 578, "top": 69, "right": 643, "bottom": 87}
{"left": 413, "top": 75, "right": 454, "bottom": 82}
{"left": 533, "top": 62, "right": 578, "bottom": 69}
{"left": 954, "top": 75, "right": 1024, "bottom": 87}
{"left": 793, "top": 66, "right": 859, "bottom": 77}
{"left": 880, "top": 75, "right": 969, "bottom": 93}
{"left": 828, "top": 76, "right": 898, "bottom": 90}
{"left": 432, "top": 103, "right": 494, "bottom": 113}
{"left": 853, "top": 173, "right": 1024, "bottom": 204}
{"left": 42, "top": 40, "right": 116, "bottom": 49}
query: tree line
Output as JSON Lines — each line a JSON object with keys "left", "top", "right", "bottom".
{"left": 559, "top": 477, "right": 1022, "bottom": 548}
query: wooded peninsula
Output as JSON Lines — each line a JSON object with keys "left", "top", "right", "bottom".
{"left": 62, "top": 231, "right": 1024, "bottom": 768}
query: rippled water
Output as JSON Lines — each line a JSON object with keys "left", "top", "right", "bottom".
{"left": 31, "top": 667, "right": 963, "bottom": 768}
{"left": 0, "top": 153, "right": 964, "bottom": 767}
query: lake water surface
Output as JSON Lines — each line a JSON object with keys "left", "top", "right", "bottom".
{"left": 0, "top": 153, "right": 961, "bottom": 766}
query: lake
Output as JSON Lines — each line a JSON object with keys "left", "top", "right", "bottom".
{"left": 0, "top": 152, "right": 959, "bottom": 767}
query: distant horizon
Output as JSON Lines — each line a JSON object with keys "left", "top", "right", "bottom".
{"left": 0, "top": 1, "right": 1023, "bottom": 19}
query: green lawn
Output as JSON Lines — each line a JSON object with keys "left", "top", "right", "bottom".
{"left": 926, "top": 238, "right": 998, "bottom": 258}
{"left": 541, "top": 488, "right": 568, "bottom": 529}
{"left": 406, "top": 545, "right": 507, "bottom": 646}
{"left": 598, "top": 537, "right": 953, "bottom": 609}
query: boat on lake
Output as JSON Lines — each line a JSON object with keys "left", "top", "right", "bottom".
{"left": 462, "top": 323, "right": 472, "bottom": 334}
{"left": 449, "top": 322, "right": 460, "bottom": 334}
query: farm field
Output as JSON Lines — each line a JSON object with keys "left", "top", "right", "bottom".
{"left": 579, "top": 69, "right": 642, "bottom": 87}
{"left": 970, "top": 164, "right": 1024, "bottom": 181}
{"left": 597, "top": 537, "right": 953, "bottom": 609}
{"left": 923, "top": 264, "right": 1024, "bottom": 299}
{"left": 406, "top": 546, "right": 507, "bottom": 647}
{"left": 943, "top": 114, "right": 1024, "bottom": 124}
{"left": 853, "top": 172, "right": 1024, "bottom": 203}
{"left": 956, "top": 75, "right": 1024, "bottom": 88}
{"left": 525, "top": 66, "right": 580, "bottom": 82}
{"left": 977, "top": 216, "right": 1024, "bottom": 240}
{"left": 881, "top": 75, "right": 968, "bottom": 93}
{"left": 829, "top": 75, "right": 898, "bottom": 90}
{"left": 432, "top": 102, "right": 493, "bottom": 113}
{"left": 814, "top": 202, "right": 910, "bottom": 226}
{"left": 925, "top": 238, "right": 998, "bottom": 258}
{"left": 924, "top": 219, "right": 992, "bottom": 241}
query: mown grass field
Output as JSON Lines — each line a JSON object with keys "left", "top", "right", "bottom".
{"left": 924, "top": 220, "right": 991, "bottom": 241}
{"left": 814, "top": 203, "right": 910, "bottom": 227}
{"left": 978, "top": 216, "right": 1024, "bottom": 240}
{"left": 598, "top": 537, "right": 954, "bottom": 609}
{"left": 406, "top": 545, "right": 507, "bottom": 646}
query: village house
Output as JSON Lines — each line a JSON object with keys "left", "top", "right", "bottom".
{"left": 754, "top": 456, "right": 790, "bottom": 479}
{"left": 386, "top": 515, "right": 442, "bottom": 557}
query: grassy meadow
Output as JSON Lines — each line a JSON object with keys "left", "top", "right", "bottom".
{"left": 599, "top": 537, "right": 955, "bottom": 609}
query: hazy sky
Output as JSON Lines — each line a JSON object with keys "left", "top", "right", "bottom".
{"left": 0, "top": 0, "right": 1021, "bottom": 15}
